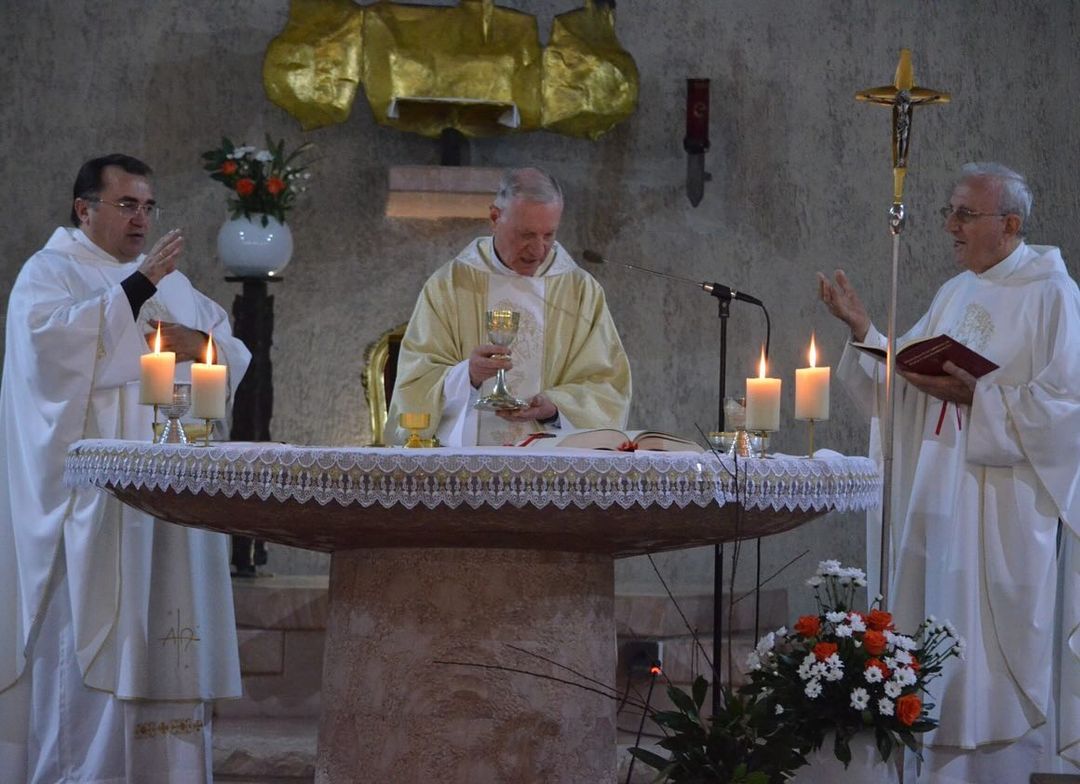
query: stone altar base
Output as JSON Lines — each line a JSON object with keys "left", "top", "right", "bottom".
{"left": 317, "top": 548, "right": 616, "bottom": 783}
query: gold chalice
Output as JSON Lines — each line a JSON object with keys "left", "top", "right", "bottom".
{"left": 474, "top": 309, "right": 527, "bottom": 411}
{"left": 399, "top": 412, "right": 431, "bottom": 448}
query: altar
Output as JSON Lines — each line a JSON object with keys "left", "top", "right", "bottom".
{"left": 66, "top": 440, "right": 879, "bottom": 783}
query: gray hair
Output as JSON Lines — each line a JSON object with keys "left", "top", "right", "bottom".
{"left": 492, "top": 167, "right": 563, "bottom": 210}
{"left": 958, "top": 162, "right": 1033, "bottom": 227}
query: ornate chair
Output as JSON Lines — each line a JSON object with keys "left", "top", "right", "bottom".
{"left": 362, "top": 321, "right": 409, "bottom": 446}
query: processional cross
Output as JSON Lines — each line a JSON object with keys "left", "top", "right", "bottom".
{"left": 854, "top": 50, "right": 949, "bottom": 604}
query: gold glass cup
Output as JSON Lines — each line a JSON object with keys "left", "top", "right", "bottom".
{"left": 399, "top": 412, "right": 431, "bottom": 448}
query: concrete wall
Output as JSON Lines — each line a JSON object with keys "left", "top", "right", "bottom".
{"left": 4, "top": 1, "right": 1078, "bottom": 615}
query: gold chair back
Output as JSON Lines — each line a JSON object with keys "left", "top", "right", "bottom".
{"left": 362, "top": 321, "right": 409, "bottom": 446}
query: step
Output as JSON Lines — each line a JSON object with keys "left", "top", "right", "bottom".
{"left": 213, "top": 717, "right": 316, "bottom": 782}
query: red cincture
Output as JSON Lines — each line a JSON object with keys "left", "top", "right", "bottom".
{"left": 934, "top": 401, "right": 963, "bottom": 436}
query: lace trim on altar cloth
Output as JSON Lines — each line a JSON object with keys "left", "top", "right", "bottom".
{"left": 64, "top": 441, "right": 881, "bottom": 513}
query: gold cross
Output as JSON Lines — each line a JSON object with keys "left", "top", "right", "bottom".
{"left": 856, "top": 49, "right": 950, "bottom": 204}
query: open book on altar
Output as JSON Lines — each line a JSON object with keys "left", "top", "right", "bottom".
{"left": 517, "top": 429, "right": 705, "bottom": 453}
{"left": 851, "top": 334, "right": 999, "bottom": 378}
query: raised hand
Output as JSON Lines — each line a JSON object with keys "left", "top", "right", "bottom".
{"left": 817, "top": 269, "right": 871, "bottom": 341}
{"left": 138, "top": 229, "right": 184, "bottom": 285}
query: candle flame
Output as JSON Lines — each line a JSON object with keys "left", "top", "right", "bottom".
{"left": 809, "top": 334, "right": 817, "bottom": 368}
{"left": 205, "top": 333, "right": 215, "bottom": 365}
{"left": 758, "top": 346, "right": 767, "bottom": 378}
{"left": 154, "top": 322, "right": 162, "bottom": 354}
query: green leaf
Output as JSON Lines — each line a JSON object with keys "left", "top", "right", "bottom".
{"left": 667, "top": 685, "right": 699, "bottom": 717}
{"left": 691, "top": 675, "right": 709, "bottom": 710}
{"left": 627, "top": 747, "right": 671, "bottom": 771}
{"left": 875, "top": 726, "right": 893, "bottom": 762}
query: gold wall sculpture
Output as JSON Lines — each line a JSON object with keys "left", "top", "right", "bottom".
{"left": 262, "top": 0, "right": 639, "bottom": 139}
{"left": 541, "top": 1, "right": 639, "bottom": 140}
{"left": 263, "top": 0, "right": 366, "bottom": 131}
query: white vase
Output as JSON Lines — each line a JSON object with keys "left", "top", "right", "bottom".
{"left": 791, "top": 733, "right": 901, "bottom": 783}
{"left": 217, "top": 214, "right": 293, "bottom": 276}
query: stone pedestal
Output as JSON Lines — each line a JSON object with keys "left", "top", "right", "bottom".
{"left": 317, "top": 548, "right": 615, "bottom": 784}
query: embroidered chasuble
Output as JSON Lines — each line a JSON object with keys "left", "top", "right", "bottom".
{"left": 0, "top": 228, "right": 250, "bottom": 779}
{"left": 836, "top": 242, "right": 1080, "bottom": 777}
{"left": 389, "top": 237, "right": 631, "bottom": 447}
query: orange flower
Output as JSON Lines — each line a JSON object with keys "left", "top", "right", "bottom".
{"left": 866, "top": 609, "right": 894, "bottom": 632}
{"left": 795, "top": 615, "right": 821, "bottom": 638}
{"left": 813, "top": 641, "right": 838, "bottom": 661}
{"left": 266, "top": 176, "right": 286, "bottom": 195}
{"left": 863, "top": 629, "right": 887, "bottom": 656}
{"left": 220, "top": 160, "right": 238, "bottom": 176}
{"left": 235, "top": 178, "right": 255, "bottom": 197}
{"left": 896, "top": 693, "right": 922, "bottom": 726}
{"left": 864, "top": 657, "right": 890, "bottom": 679}
{"left": 908, "top": 657, "right": 921, "bottom": 673}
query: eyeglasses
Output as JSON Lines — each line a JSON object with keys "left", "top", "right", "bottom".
{"left": 939, "top": 205, "right": 1007, "bottom": 224}
{"left": 84, "top": 197, "right": 161, "bottom": 220}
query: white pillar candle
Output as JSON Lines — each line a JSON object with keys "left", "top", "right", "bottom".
{"left": 795, "top": 335, "right": 830, "bottom": 421}
{"left": 746, "top": 349, "right": 781, "bottom": 432}
{"left": 191, "top": 334, "right": 227, "bottom": 419}
{"left": 139, "top": 323, "right": 175, "bottom": 405}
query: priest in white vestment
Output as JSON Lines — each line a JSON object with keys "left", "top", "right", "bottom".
{"left": 819, "top": 162, "right": 1080, "bottom": 782}
{"left": 388, "top": 167, "right": 631, "bottom": 447}
{"left": 0, "top": 154, "right": 250, "bottom": 782}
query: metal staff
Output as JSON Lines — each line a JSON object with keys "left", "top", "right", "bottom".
{"left": 855, "top": 49, "right": 949, "bottom": 605}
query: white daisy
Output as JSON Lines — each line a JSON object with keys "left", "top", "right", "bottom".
{"left": 805, "top": 680, "right": 823, "bottom": 699}
{"left": 878, "top": 697, "right": 895, "bottom": 716}
{"left": 850, "top": 687, "right": 870, "bottom": 710}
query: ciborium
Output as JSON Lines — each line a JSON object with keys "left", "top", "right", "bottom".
{"left": 156, "top": 383, "right": 191, "bottom": 444}
{"left": 474, "top": 309, "right": 527, "bottom": 411}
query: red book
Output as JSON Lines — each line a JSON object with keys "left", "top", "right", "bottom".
{"left": 852, "top": 334, "right": 999, "bottom": 378}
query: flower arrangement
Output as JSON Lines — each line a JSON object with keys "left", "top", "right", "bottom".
{"left": 201, "top": 135, "right": 312, "bottom": 226}
{"left": 743, "top": 560, "right": 965, "bottom": 767}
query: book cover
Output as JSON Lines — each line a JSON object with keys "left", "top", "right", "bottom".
{"left": 518, "top": 429, "right": 704, "bottom": 453}
{"left": 851, "top": 334, "right": 999, "bottom": 378}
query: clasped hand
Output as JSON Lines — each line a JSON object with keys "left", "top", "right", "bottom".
{"left": 145, "top": 321, "right": 209, "bottom": 363}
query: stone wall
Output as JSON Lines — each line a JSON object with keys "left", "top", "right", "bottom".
{"left": 4, "top": 0, "right": 1078, "bottom": 613}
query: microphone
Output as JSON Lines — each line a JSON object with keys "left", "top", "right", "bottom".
{"left": 581, "top": 249, "right": 762, "bottom": 306}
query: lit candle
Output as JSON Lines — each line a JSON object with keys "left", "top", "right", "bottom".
{"left": 795, "top": 334, "right": 831, "bottom": 421}
{"left": 191, "top": 334, "right": 227, "bottom": 419}
{"left": 745, "top": 348, "right": 781, "bottom": 431}
{"left": 139, "top": 323, "right": 175, "bottom": 405}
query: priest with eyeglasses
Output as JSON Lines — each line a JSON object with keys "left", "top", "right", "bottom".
{"left": 819, "top": 162, "right": 1080, "bottom": 782}
{"left": 0, "top": 153, "right": 250, "bottom": 781}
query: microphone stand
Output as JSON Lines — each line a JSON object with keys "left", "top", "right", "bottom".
{"left": 713, "top": 296, "right": 728, "bottom": 715}
{"left": 581, "top": 250, "right": 769, "bottom": 714}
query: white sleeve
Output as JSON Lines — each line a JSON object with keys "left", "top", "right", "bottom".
{"left": 436, "top": 360, "right": 479, "bottom": 447}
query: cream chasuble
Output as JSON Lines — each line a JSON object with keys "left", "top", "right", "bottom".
{"left": 0, "top": 228, "right": 249, "bottom": 706}
{"left": 836, "top": 242, "right": 1080, "bottom": 777}
{"left": 389, "top": 237, "right": 631, "bottom": 447}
